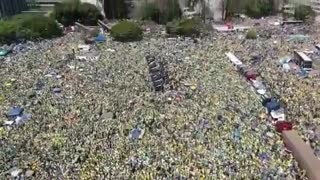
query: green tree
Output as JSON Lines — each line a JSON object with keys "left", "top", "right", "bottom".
{"left": 137, "top": 0, "right": 181, "bottom": 24}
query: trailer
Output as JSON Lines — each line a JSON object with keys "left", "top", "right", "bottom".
{"left": 294, "top": 51, "right": 313, "bottom": 71}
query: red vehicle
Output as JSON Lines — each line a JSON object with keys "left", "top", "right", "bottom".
{"left": 239, "top": 66, "right": 257, "bottom": 80}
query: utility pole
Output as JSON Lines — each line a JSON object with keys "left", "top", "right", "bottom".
{"left": 224, "top": 0, "right": 230, "bottom": 21}
{"left": 202, "top": 0, "right": 206, "bottom": 23}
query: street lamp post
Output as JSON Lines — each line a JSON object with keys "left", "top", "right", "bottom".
{"left": 202, "top": 0, "right": 206, "bottom": 23}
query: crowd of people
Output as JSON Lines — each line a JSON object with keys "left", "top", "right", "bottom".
{"left": 0, "top": 19, "right": 318, "bottom": 179}
{"left": 223, "top": 21, "right": 320, "bottom": 159}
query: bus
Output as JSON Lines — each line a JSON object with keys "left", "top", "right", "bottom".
{"left": 294, "top": 51, "right": 313, "bottom": 71}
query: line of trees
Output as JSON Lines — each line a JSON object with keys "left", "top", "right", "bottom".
{"left": 100, "top": 0, "right": 313, "bottom": 21}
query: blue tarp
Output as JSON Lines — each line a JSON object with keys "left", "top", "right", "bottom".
{"left": 262, "top": 98, "right": 271, "bottom": 107}
{"left": 7, "top": 107, "right": 24, "bottom": 119}
{"left": 0, "top": 44, "right": 14, "bottom": 56}
{"left": 96, "top": 34, "right": 106, "bottom": 43}
{"left": 130, "top": 128, "right": 144, "bottom": 140}
{"left": 266, "top": 100, "right": 281, "bottom": 113}
{"left": 0, "top": 49, "right": 10, "bottom": 57}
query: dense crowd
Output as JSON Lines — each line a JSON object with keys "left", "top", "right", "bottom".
{"left": 0, "top": 21, "right": 319, "bottom": 179}
{"left": 224, "top": 22, "right": 320, "bottom": 159}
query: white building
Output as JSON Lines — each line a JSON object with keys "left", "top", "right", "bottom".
{"left": 178, "top": 0, "right": 224, "bottom": 21}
